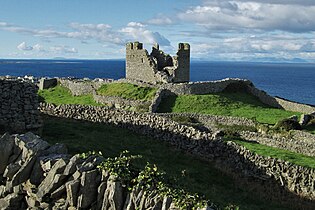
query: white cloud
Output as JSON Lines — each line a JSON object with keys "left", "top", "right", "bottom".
{"left": 0, "top": 21, "right": 170, "bottom": 47}
{"left": 121, "top": 22, "right": 171, "bottom": 46}
{"left": 127, "top": 22, "right": 145, "bottom": 27}
{"left": 147, "top": 15, "right": 173, "bottom": 25}
{"left": 17, "top": 42, "right": 33, "bottom": 51}
{"left": 178, "top": 1, "right": 315, "bottom": 32}
{"left": 50, "top": 46, "right": 78, "bottom": 54}
{"left": 33, "top": 44, "right": 45, "bottom": 51}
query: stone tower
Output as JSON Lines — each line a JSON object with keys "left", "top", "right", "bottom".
{"left": 125, "top": 42, "right": 190, "bottom": 83}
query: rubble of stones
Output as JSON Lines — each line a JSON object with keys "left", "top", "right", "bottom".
{"left": 0, "top": 132, "right": 213, "bottom": 210}
{"left": 40, "top": 103, "right": 315, "bottom": 200}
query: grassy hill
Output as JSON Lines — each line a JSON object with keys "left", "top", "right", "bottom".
{"left": 157, "top": 92, "right": 300, "bottom": 124}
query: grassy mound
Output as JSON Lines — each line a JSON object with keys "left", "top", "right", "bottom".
{"left": 42, "top": 115, "right": 304, "bottom": 210}
{"left": 157, "top": 92, "right": 300, "bottom": 124}
{"left": 97, "top": 83, "right": 157, "bottom": 101}
{"left": 38, "top": 85, "right": 101, "bottom": 106}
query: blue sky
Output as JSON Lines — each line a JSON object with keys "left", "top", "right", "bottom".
{"left": 1, "top": 0, "right": 315, "bottom": 62}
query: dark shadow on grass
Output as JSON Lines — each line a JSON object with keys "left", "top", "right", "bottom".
{"left": 156, "top": 95, "right": 177, "bottom": 113}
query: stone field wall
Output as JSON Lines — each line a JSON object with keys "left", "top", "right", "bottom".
{"left": 0, "top": 132, "right": 204, "bottom": 210}
{"left": 93, "top": 93, "right": 151, "bottom": 109}
{"left": 156, "top": 113, "right": 256, "bottom": 128}
{"left": 275, "top": 97, "right": 315, "bottom": 114}
{"left": 0, "top": 79, "right": 42, "bottom": 133}
{"left": 58, "top": 78, "right": 110, "bottom": 96}
{"left": 240, "top": 131, "right": 315, "bottom": 157}
{"left": 39, "top": 103, "right": 315, "bottom": 201}
{"left": 56, "top": 77, "right": 314, "bottom": 114}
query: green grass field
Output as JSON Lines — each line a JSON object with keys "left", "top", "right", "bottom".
{"left": 97, "top": 83, "right": 157, "bottom": 101}
{"left": 38, "top": 85, "right": 101, "bottom": 106}
{"left": 157, "top": 92, "right": 300, "bottom": 124}
{"left": 41, "top": 115, "right": 305, "bottom": 210}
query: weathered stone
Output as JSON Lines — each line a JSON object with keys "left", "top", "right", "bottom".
{"left": 97, "top": 182, "right": 107, "bottom": 210}
{"left": 3, "top": 162, "right": 21, "bottom": 179}
{"left": 39, "top": 78, "right": 57, "bottom": 90}
{"left": 161, "top": 196, "right": 172, "bottom": 210}
{"left": 77, "top": 169, "right": 101, "bottom": 209}
{"left": 102, "top": 175, "right": 125, "bottom": 210}
{"left": 36, "top": 158, "right": 68, "bottom": 200}
{"left": 0, "top": 193, "right": 24, "bottom": 210}
{"left": 0, "top": 133, "right": 14, "bottom": 174}
{"left": 66, "top": 179, "right": 80, "bottom": 207}
{"left": 51, "top": 184, "right": 66, "bottom": 200}
{"left": 15, "top": 132, "right": 50, "bottom": 160}
{"left": 11, "top": 155, "right": 37, "bottom": 186}
{"left": 64, "top": 154, "right": 82, "bottom": 176}
{"left": 300, "top": 114, "right": 311, "bottom": 126}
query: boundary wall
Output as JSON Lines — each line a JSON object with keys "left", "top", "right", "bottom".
{"left": 0, "top": 78, "right": 42, "bottom": 133}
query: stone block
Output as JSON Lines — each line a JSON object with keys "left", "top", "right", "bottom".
{"left": 39, "top": 78, "right": 58, "bottom": 90}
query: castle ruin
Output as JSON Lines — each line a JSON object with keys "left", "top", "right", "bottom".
{"left": 126, "top": 42, "right": 190, "bottom": 83}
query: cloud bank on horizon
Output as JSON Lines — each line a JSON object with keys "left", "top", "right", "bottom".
{"left": 0, "top": 0, "right": 315, "bottom": 62}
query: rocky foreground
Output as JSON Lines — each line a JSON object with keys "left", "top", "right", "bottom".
{"left": 0, "top": 132, "right": 211, "bottom": 210}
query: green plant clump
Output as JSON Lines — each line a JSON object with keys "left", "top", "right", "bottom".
{"left": 97, "top": 83, "right": 157, "bottom": 101}
{"left": 97, "top": 151, "right": 209, "bottom": 209}
{"left": 38, "top": 85, "right": 101, "bottom": 106}
{"left": 157, "top": 92, "right": 300, "bottom": 124}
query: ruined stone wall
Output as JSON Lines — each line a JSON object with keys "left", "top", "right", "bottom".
{"left": 39, "top": 103, "right": 315, "bottom": 201}
{"left": 0, "top": 133, "right": 205, "bottom": 210}
{"left": 173, "top": 43, "right": 190, "bottom": 83}
{"left": 0, "top": 78, "right": 42, "bottom": 133}
{"left": 126, "top": 42, "right": 190, "bottom": 84}
{"left": 58, "top": 78, "right": 110, "bottom": 96}
{"left": 126, "top": 42, "right": 159, "bottom": 84}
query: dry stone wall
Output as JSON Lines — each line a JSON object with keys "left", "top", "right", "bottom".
{"left": 58, "top": 78, "right": 111, "bottom": 96}
{"left": 275, "top": 97, "right": 315, "bottom": 114}
{"left": 240, "top": 131, "right": 315, "bottom": 157}
{"left": 0, "top": 132, "right": 204, "bottom": 210}
{"left": 39, "top": 103, "right": 315, "bottom": 201}
{"left": 156, "top": 113, "right": 256, "bottom": 128}
{"left": 93, "top": 93, "right": 151, "bottom": 109}
{"left": 0, "top": 78, "right": 42, "bottom": 133}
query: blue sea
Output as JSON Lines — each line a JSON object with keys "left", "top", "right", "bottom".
{"left": 0, "top": 59, "right": 314, "bottom": 105}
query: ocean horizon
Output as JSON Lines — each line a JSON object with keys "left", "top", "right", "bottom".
{"left": 0, "top": 59, "right": 314, "bottom": 105}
